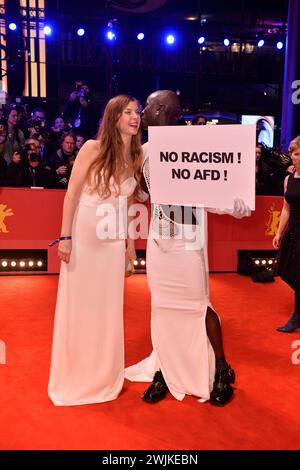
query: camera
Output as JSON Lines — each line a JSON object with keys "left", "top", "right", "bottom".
{"left": 28, "top": 152, "right": 40, "bottom": 162}
{"left": 79, "top": 89, "right": 91, "bottom": 103}
{"left": 28, "top": 117, "right": 45, "bottom": 134}
{"left": 261, "top": 143, "right": 292, "bottom": 171}
{"left": 19, "top": 142, "right": 41, "bottom": 163}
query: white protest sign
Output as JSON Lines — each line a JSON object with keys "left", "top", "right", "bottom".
{"left": 148, "top": 124, "right": 256, "bottom": 210}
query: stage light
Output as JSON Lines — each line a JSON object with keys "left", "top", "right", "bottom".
{"left": 166, "top": 34, "right": 175, "bottom": 45}
{"left": 224, "top": 38, "right": 230, "bottom": 47}
{"left": 140, "top": 260, "right": 146, "bottom": 266}
{"left": 133, "top": 260, "right": 138, "bottom": 266}
{"left": 8, "top": 22, "right": 17, "bottom": 31}
{"left": 44, "top": 25, "right": 52, "bottom": 35}
{"left": 77, "top": 28, "right": 85, "bottom": 37}
{"left": 137, "top": 32, "right": 144, "bottom": 41}
{"left": 237, "top": 250, "right": 277, "bottom": 282}
{"left": 276, "top": 41, "right": 283, "bottom": 50}
{"left": 197, "top": 36, "right": 205, "bottom": 45}
{"left": 257, "top": 39, "right": 264, "bottom": 47}
{"left": 0, "top": 250, "right": 47, "bottom": 273}
{"left": 107, "top": 30, "right": 116, "bottom": 41}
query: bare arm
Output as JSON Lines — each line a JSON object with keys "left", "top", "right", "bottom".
{"left": 273, "top": 176, "right": 290, "bottom": 248}
{"left": 58, "top": 140, "right": 99, "bottom": 262}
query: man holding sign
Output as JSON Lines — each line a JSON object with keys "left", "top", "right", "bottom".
{"left": 125, "top": 90, "right": 252, "bottom": 406}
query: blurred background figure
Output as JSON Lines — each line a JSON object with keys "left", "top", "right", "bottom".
{"left": 192, "top": 114, "right": 207, "bottom": 125}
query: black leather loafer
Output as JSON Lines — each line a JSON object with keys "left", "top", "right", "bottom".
{"left": 209, "top": 366, "right": 235, "bottom": 407}
{"left": 142, "top": 370, "right": 169, "bottom": 403}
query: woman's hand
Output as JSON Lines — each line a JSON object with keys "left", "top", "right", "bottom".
{"left": 58, "top": 239, "right": 72, "bottom": 263}
{"left": 272, "top": 233, "right": 281, "bottom": 249}
{"left": 126, "top": 240, "right": 136, "bottom": 270}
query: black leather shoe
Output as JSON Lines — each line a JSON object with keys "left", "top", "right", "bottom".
{"left": 209, "top": 366, "right": 235, "bottom": 407}
{"left": 276, "top": 313, "right": 300, "bottom": 333}
{"left": 142, "top": 370, "right": 169, "bottom": 403}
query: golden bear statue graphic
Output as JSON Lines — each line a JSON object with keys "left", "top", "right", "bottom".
{"left": 0, "top": 204, "right": 14, "bottom": 233}
{"left": 265, "top": 203, "right": 280, "bottom": 236}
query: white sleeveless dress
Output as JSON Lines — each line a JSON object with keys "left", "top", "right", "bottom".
{"left": 48, "top": 176, "right": 136, "bottom": 406}
{"left": 125, "top": 143, "right": 216, "bottom": 402}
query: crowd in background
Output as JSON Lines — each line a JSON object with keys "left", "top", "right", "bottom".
{"left": 0, "top": 84, "right": 293, "bottom": 195}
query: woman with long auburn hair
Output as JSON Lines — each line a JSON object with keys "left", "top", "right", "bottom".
{"left": 48, "top": 95, "right": 142, "bottom": 406}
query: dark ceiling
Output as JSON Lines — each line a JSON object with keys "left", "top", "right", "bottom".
{"left": 53, "top": 0, "right": 288, "bottom": 26}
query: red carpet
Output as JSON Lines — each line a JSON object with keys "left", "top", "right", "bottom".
{"left": 0, "top": 273, "right": 300, "bottom": 450}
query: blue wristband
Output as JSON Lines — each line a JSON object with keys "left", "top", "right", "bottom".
{"left": 49, "top": 236, "right": 72, "bottom": 247}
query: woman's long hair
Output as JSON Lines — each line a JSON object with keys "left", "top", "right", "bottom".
{"left": 87, "top": 95, "right": 142, "bottom": 198}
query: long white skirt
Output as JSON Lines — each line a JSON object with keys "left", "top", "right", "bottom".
{"left": 125, "top": 235, "right": 215, "bottom": 402}
{"left": 48, "top": 200, "right": 125, "bottom": 406}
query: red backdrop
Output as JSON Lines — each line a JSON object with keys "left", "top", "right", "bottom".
{"left": 0, "top": 187, "right": 282, "bottom": 273}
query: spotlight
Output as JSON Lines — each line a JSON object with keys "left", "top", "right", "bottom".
{"left": 224, "top": 38, "right": 230, "bottom": 47}
{"left": 166, "top": 34, "right": 175, "bottom": 45}
{"left": 132, "top": 251, "right": 146, "bottom": 273}
{"left": 107, "top": 30, "right": 116, "bottom": 41}
{"left": 8, "top": 22, "right": 17, "bottom": 31}
{"left": 77, "top": 28, "right": 85, "bottom": 37}
{"left": 0, "top": 250, "right": 47, "bottom": 273}
{"left": 237, "top": 250, "right": 277, "bottom": 283}
{"left": 257, "top": 39, "right": 265, "bottom": 47}
{"left": 276, "top": 41, "right": 283, "bottom": 50}
{"left": 44, "top": 25, "right": 52, "bottom": 35}
{"left": 137, "top": 32, "right": 145, "bottom": 41}
{"left": 197, "top": 36, "right": 205, "bottom": 45}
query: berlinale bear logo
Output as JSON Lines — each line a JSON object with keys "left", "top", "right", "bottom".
{"left": 0, "top": 204, "right": 14, "bottom": 233}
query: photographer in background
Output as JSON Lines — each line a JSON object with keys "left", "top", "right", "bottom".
{"left": 0, "top": 120, "right": 8, "bottom": 186}
{"left": 51, "top": 116, "right": 66, "bottom": 147}
{"left": 26, "top": 107, "right": 48, "bottom": 139}
{"left": 3, "top": 104, "right": 25, "bottom": 164}
{"left": 49, "top": 132, "right": 77, "bottom": 189}
{"left": 6, "top": 138, "right": 56, "bottom": 188}
{"left": 256, "top": 143, "right": 291, "bottom": 195}
{"left": 63, "top": 80, "right": 98, "bottom": 138}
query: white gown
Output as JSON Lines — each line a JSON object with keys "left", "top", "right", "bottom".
{"left": 49, "top": 168, "right": 136, "bottom": 406}
{"left": 125, "top": 142, "right": 215, "bottom": 402}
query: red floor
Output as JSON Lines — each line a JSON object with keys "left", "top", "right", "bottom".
{"left": 0, "top": 273, "right": 300, "bottom": 450}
